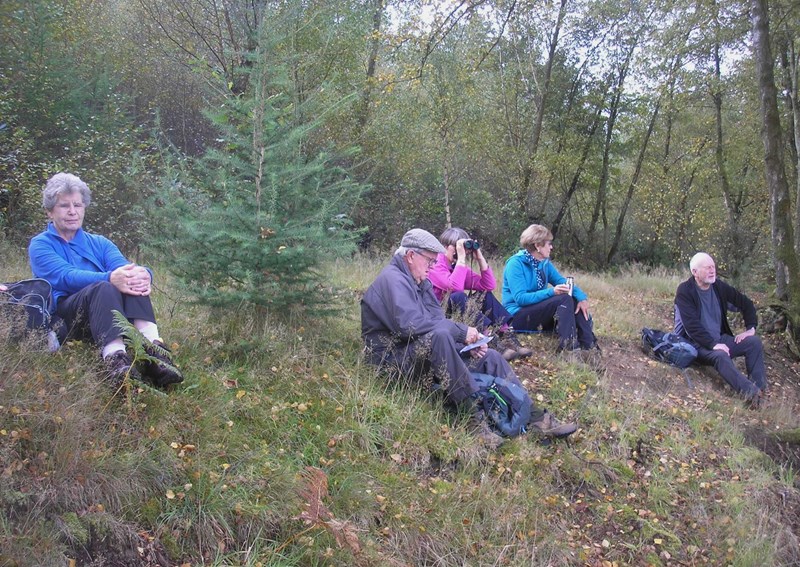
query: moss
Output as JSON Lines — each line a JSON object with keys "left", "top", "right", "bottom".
{"left": 774, "top": 428, "right": 800, "bottom": 444}
{"left": 59, "top": 512, "right": 90, "bottom": 546}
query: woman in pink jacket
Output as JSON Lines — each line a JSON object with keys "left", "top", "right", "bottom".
{"left": 428, "top": 227, "right": 532, "bottom": 361}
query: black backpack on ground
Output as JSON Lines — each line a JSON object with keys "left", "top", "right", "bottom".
{"left": 471, "top": 372, "right": 533, "bottom": 437}
{"left": 641, "top": 328, "right": 698, "bottom": 369}
{"left": 1, "top": 278, "right": 65, "bottom": 349}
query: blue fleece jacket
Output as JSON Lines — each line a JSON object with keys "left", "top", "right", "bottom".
{"left": 501, "top": 250, "right": 587, "bottom": 316}
{"left": 29, "top": 223, "right": 134, "bottom": 308}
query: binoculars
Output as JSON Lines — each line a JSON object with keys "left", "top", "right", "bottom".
{"left": 464, "top": 239, "right": 480, "bottom": 250}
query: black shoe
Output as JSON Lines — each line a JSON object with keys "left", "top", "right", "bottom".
{"left": 104, "top": 351, "right": 143, "bottom": 386}
{"left": 142, "top": 340, "right": 184, "bottom": 387}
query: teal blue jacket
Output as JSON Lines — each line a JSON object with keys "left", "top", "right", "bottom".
{"left": 501, "top": 250, "right": 587, "bottom": 316}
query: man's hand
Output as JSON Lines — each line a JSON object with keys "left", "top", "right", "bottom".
{"left": 735, "top": 328, "right": 755, "bottom": 344}
{"left": 470, "top": 342, "right": 488, "bottom": 359}
{"left": 713, "top": 343, "right": 730, "bottom": 356}
{"left": 110, "top": 264, "right": 152, "bottom": 296}
{"left": 465, "top": 326, "right": 480, "bottom": 344}
{"left": 575, "top": 299, "right": 590, "bottom": 320}
{"left": 0, "top": 285, "right": 7, "bottom": 292}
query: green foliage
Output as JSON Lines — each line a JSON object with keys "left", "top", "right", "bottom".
{"left": 0, "top": 0, "right": 156, "bottom": 250}
{"left": 147, "top": 27, "right": 366, "bottom": 314}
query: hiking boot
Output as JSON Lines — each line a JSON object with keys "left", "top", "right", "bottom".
{"left": 468, "top": 404, "right": 505, "bottom": 450}
{"left": 555, "top": 339, "right": 581, "bottom": 354}
{"left": 104, "top": 351, "right": 142, "bottom": 387}
{"left": 747, "top": 390, "right": 763, "bottom": 410}
{"left": 142, "top": 340, "right": 184, "bottom": 387}
{"left": 497, "top": 344, "right": 520, "bottom": 361}
{"left": 529, "top": 410, "right": 577, "bottom": 438}
{"left": 577, "top": 346, "right": 602, "bottom": 368}
{"left": 498, "top": 332, "right": 534, "bottom": 359}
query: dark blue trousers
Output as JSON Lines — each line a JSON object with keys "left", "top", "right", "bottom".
{"left": 511, "top": 294, "right": 594, "bottom": 350}
{"left": 695, "top": 334, "right": 766, "bottom": 398}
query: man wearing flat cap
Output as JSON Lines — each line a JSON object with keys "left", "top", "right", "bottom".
{"left": 361, "top": 228, "right": 576, "bottom": 447}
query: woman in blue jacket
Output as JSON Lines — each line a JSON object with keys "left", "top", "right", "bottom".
{"left": 502, "top": 224, "right": 597, "bottom": 352}
{"left": 28, "top": 173, "right": 183, "bottom": 388}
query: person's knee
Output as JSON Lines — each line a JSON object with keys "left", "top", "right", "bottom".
{"left": 448, "top": 292, "right": 468, "bottom": 312}
{"left": 426, "top": 326, "right": 459, "bottom": 350}
{"left": 745, "top": 334, "right": 763, "bottom": 352}
{"left": 87, "top": 281, "right": 121, "bottom": 300}
{"left": 554, "top": 295, "right": 571, "bottom": 307}
{"left": 707, "top": 350, "right": 734, "bottom": 370}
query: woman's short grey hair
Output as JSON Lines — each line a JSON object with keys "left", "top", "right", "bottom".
{"left": 42, "top": 173, "right": 92, "bottom": 210}
{"left": 439, "top": 227, "right": 469, "bottom": 248}
{"left": 520, "top": 224, "right": 553, "bottom": 250}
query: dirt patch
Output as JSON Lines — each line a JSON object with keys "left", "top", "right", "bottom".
{"left": 512, "top": 328, "right": 800, "bottom": 469}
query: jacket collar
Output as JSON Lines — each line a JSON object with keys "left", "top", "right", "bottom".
{"left": 516, "top": 249, "right": 550, "bottom": 269}
{"left": 46, "top": 221, "right": 87, "bottom": 244}
{"left": 390, "top": 253, "right": 432, "bottom": 291}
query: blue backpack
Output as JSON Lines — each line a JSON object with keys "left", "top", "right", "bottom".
{"left": 641, "top": 328, "right": 697, "bottom": 369}
{"left": 471, "top": 373, "right": 533, "bottom": 437}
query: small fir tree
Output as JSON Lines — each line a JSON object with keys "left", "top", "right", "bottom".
{"left": 148, "top": 30, "right": 365, "bottom": 315}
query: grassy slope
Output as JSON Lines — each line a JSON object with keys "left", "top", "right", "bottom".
{"left": 2, "top": 248, "right": 800, "bottom": 566}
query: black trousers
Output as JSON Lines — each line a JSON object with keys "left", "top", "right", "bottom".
{"left": 56, "top": 281, "right": 156, "bottom": 348}
{"left": 511, "top": 294, "right": 594, "bottom": 349}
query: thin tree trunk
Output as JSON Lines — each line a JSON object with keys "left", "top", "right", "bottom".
{"left": 751, "top": 0, "right": 800, "bottom": 304}
{"left": 587, "top": 46, "right": 634, "bottom": 242}
{"left": 356, "top": 0, "right": 384, "bottom": 137}
{"left": 551, "top": 96, "right": 606, "bottom": 238}
{"left": 778, "top": 39, "right": 800, "bottom": 252}
{"left": 518, "top": 0, "right": 569, "bottom": 217}
{"left": 710, "top": 2, "right": 739, "bottom": 231}
{"left": 607, "top": 99, "right": 660, "bottom": 265}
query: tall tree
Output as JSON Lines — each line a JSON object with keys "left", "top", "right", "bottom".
{"left": 751, "top": 0, "right": 800, "bottom": 306}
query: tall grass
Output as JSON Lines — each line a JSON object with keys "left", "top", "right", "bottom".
{"left": 1, "top": 248, "right": 799, "bottom": 566}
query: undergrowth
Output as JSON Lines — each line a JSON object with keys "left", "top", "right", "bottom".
{"left": 1, "top": 250, "right": 799, "bottom": 566}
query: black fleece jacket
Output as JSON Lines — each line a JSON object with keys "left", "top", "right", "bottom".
{"left": 674, "top": 276, "right": 758, "bottom": 350}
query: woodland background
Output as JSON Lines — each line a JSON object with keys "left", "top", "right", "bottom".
{"left": 6, "top": 2, "right": 800, "bottom": 565}
{"left": 2, "top": 0, "right": 799, "bottom": 277}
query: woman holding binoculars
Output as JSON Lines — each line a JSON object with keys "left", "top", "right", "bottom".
{"left": 429, "top": 227, "right": 533, "bottom": 361}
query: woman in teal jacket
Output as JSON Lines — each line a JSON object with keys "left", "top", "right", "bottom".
{"left": 502, "top": 224, "right": 597, "bottom": 352}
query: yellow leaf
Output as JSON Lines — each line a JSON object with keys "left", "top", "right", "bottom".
{"left": 236, "top": 390, "right": 246, "bottom": 399}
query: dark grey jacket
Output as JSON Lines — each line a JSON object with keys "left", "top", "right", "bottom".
{"left": 361, "top": 254, "right": 468, "bottom": 359}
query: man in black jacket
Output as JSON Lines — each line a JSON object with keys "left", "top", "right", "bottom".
{"left": 674, "top": 252, "right": 766, "bottom": 405}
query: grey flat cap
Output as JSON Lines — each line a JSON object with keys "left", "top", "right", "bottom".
{"left": 400, "top": 228, "right": 445, "bottom": 254}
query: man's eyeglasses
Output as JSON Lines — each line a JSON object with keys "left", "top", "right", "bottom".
{"left": 416, "top": 250, "right": 438, "bottom": 268}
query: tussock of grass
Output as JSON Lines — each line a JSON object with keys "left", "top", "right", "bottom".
{"left": 3, "top": 252, "right": 800, "bottom": 566}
